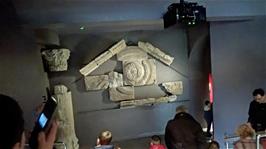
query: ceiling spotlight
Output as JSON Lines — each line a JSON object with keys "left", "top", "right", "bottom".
{"left": 80, "top": 26, "right": 85, "bottom": 30}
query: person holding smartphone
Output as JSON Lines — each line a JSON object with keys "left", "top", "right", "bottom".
{"left": 0, "top": 94, "right": 58, "bottom": 149}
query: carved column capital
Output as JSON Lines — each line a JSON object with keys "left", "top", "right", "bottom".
{"left": 42, "top": 48, "right": 70, "bottom": 72}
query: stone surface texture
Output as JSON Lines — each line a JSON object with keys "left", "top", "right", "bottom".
{"left": 80, "top": 39, "right": 126, "bottom": 76}
{"left": 117, "top": 46, "right": 148, "bottom": 61}
{"left": 84, "top": 75, "right": 109, "bottom": 90}
{"left": 161, "top": 81, "right": 183, "bottom": 95}
{"left": 120, "top": 95, "right": 177, "bottom": 107}
{"left": 123, "top": 59, "right": 156, "bottom": 86}
{"left": 109, "top": 86, "right": 134, "bottom": 101}
{"left": 42, "top": 48, "right": 70, "bottom": 71}
{"left": 138, "top": 41, "right": 174, "bottom": 66}
{"left": 53, "top": 85, "right": 79, "bottom": 149}
{"left": 108, "top": 71, "right": 123, "bottom": 88}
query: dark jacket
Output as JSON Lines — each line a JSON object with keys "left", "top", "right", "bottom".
{"left": 165, "top": 112, "right": 207, "bottom": 149}
{"left": 248, "top": 100, "right": 266, "bottom": 131}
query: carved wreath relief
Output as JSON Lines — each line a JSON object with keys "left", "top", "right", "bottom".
{"left": 123, "top": 59, "right": 156, "bottom": 86}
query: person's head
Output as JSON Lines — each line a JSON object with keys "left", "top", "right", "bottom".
{"left": 150, "top": 135, "right": 161, "bottom": 145}
{"left": 208, "top": 140, "right": 219, "bottom": 149}
{"left": 205, "top": 100, "right": 211, "bottom": 106}
{"left": 252, "top": 88, "right": 264, "bottom": 102}
{"left": 0, "top": 94, "right": 25, "bottom": 149}
{"left": 236, "top": 123, "right": 255, "bottom": 139}
{"left": 176, "top": 105, "right": 188, "bottom": 114}
{"left": 98, "top": 130, "right": 112, "bottom": 145}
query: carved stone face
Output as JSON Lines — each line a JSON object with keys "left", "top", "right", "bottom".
{"left": 42, "top": 48, "right": 70, "bottom": 72}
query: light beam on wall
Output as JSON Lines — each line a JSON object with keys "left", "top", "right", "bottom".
{"left": 208, "top": 73, "right": 213, "bottom": 103}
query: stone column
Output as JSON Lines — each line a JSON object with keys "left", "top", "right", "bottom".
{"left": 54, "top": 85, "right": 79, "bottom": 149}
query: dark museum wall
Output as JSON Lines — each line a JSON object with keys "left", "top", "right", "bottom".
{"left": 45, "top": 25, "right": 210, "bottom": 146}
{"left": 0, "top": 24, "right": 210, "bottom": 147}
{"left": 0, "top": 27, "right": 50, "bottom": 129}
{"left": 210, "top": 18, "right": 266, "bottom": 147}
{"left": 187, "top": 23, "right": 211, "bottom": 124}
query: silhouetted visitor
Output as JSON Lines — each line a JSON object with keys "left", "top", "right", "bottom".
{"left": 248, "top": 88, "right": 266, "bottom": 132}
{"left": 204, "top": 100, "right": 213, "bottom": 137}
{"left": 0, "top": 94, "right": 58, "bottom": 149}
{"left": 165, "top": 105, "right": 207, "bottom": 149}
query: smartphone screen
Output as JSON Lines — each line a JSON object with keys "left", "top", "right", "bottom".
{"left": 29, "top": 88, "right": 57, "bottom": 149}
{"left": 38, "top": 113, "right": 48, "bottom": 128}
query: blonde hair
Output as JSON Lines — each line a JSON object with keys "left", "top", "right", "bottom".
{"left": 236, "top": 123, "right": 255, "bottom": 139}
{"left": 99, "top": 130, "right": 112, "bottom": 145}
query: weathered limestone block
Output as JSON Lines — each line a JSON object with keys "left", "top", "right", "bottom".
{"left": 84, "top": 75, "right": 109, "bottom": 90}
{"left": 117, "top": 46, "right": 148, "bottom": 61}
{"left": 120, "top": 95, "right": 177, "bottom": 107}
{"left": 120, "top": 100, "right": 135, "bottom": 107}
{"left": 138, "top": 41, "right": 174, "bottom": 66}
{"left": 123, "top": 59, "right": 156, "bottom": 86}
{"left": 108, "top": 71, "right": 123, "bottom": 88}
{"left": 161, "top": 81, "right": 183, "bottom": 95}
{"left": 79, "top": 61, "right": 99, "bottom": 76}
{"left": 109, "top": 86, "right": 134, "bottom": 101}
{"left": 155, "top": 95, "right": 177, "bottom": 103}
{"left": 42, "top": 48, "right": 70, "bottom": 71}
{"left": 79, "top": 39, "right": 126, "bottom": 76}
{"left": 94, "top": 51, "right": 113, "bottom": 66}
{"left": 135, "top": 98, "right": 155, "bottom": 106}
{"left": 54, "top": 85, "right": 79, "bottom": 149}
{"left": 108, "top": 39, "right": 127, "bottom": 55}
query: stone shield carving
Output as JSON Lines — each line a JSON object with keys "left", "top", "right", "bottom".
{"left": 123, "top": 59, "right": 156, "bottom": 86}
{"left": 109, "top": 86, "right": 134, "bottom": 101}
{"left": 84, "top": 75, "right": 109, "bottom": 90}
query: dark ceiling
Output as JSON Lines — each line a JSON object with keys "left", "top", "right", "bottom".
{"left": 2, "top": 0, "right": 266, "bottom": 33}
